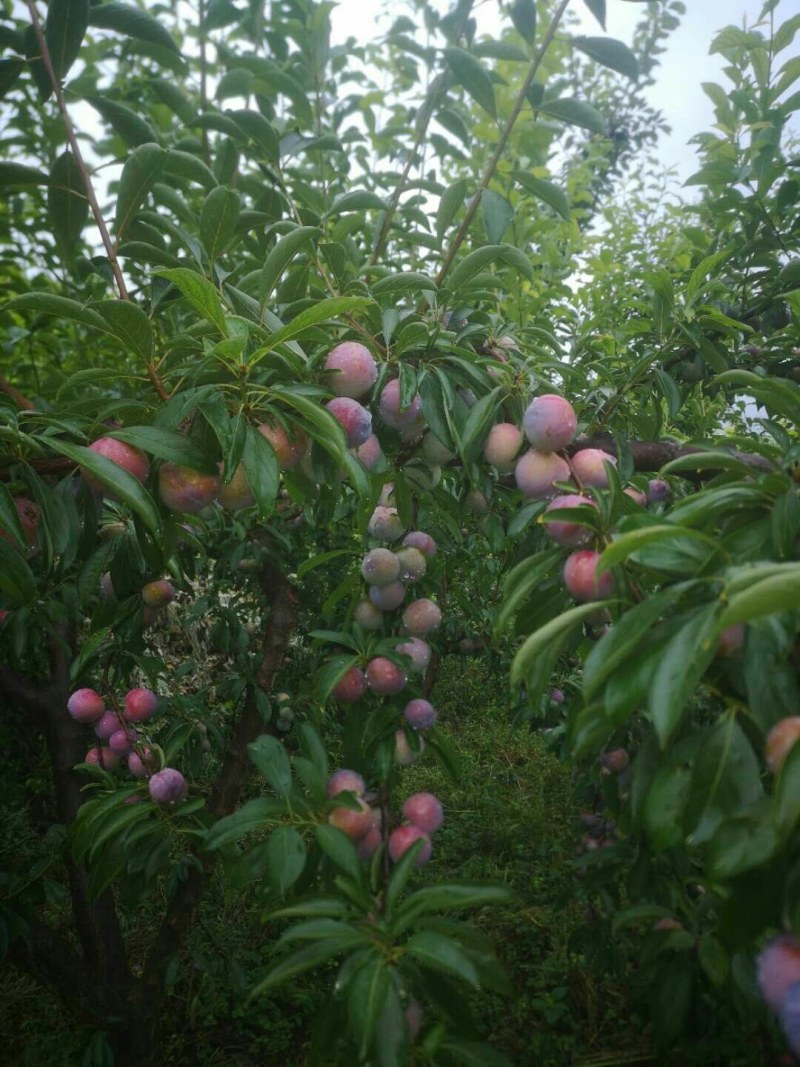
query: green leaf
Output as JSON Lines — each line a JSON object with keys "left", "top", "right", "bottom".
{"left": 347, "top": 953, "right": 390, "bottom": 1057}
{"left": 313, "top": 824, "right": 365, "bottom": 886}
{"left": 262, "top": 297, "right": 371, "bottom": 352}
{"left": 444, "top": 47, "right": 496, "bottom": 119}
{"left": 260, "top": 226, "right": 318, "bottom": 313}
{"left": 372, "top": 272, "right": 437, "bottom": 296}
{"left": 447, "top": 245, "right": 508, "bottom": 290}
{"left": 0, "top": 538, "right": 36, "bottom": 605}
{"left": 436, "top": 178, "right": 468, "bottom": 238}
{"left": 327, "top": 190, "right": 386, "bottom": 215}
{"left": 511, "top": 601, "right": 613, "bottom": 689}
{"left": 510, "top": 0, "right": 536, "bottom": 43}
{"left": 94, "top": 301, "right": 153, "bottom": 362}
{"left": 47, "top": 440, "right": 162, "bottom": 537}
{"left": 248, "top": 735, "right": 292, "bottom": 797}
{"left": 266, "top": 826, "right": 307, "bottom": 895}
{"left": 0, "top": 482, "right": 27, "bottom": 551}
{"left": 707, "top": 806, "right": 779, "bottom": 879}
{"left": 200, "top": 186, "right": 240, "bottom": 263}
{"left": 114, "top": 143, "right": 167, "bottom": 237}
{"left": 3, "top": 293, "right": 107, "bottom": 333}
{"left": 205, "top": 797, "right": 286, "bottom": 850}
{"left": 481, "top": 190, "right": 513, "bottom": 244}
{"left": 45, "top": 0, "right": 90, "bottom": 89}
{"left": 85, "top": 96, "right": 161, "bottom": 148}
{"left": 89, "top": 2, "right": 180, "bottom": 53}
{"left": 572, "top": 35, "right": 639, "bottom": 80}
{"left": 582, "top": 0, "right": 606, "bottom": 30}
{"left": 684, "top": 715, "right": 762, "bottom": 846}
{"left": 228, "top": 109, "right": 280, "bottom": 162}
{"left": 649, "top": 604, "right": 722, "bottom": 748}
{"left": 460, "top": 387, "right": 504, "bottom": 465}
{"left": 537, "top": 97, "right": 607, "bottom": 135}
{"left": 249, "top": 937, "right": 361, "bottom": 999}
{"left": 48, "top": 150, "right": 88, "bottom": 261}
{"left": 405, "top": 930, "right": 480, "bottom": 988}
{"left": 242, "top": 423, "right": 279, "bottom": 517}
{"left": 512, "top": 172, "right": 570, "bottom": 220}
{"left": 597, "top": 524, "right": 715, "bottom": 573}
{"left": 494, "top": 549, "right": 562, "bottom": 637}
{"left": 156, "top": 267, "right": 227, "bottom": 333}
{"left": 109, "top": 426, "right": 216, "bottom": 472}
{"left": 0, "top": 59, "right": 25, "bottom": 103}
{"left": 0, "top": 162, "right": 49, "bottom": 186}
{"left": 397, "top": 884, "right": 513, "bottom": 928}
{"left": 719, "top": 566, "right": 800, "bottom": 627}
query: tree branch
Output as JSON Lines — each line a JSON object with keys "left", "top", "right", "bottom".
{"left": 24, "top": 0, "right": 169, "bottom": 403}
{"left": 0, "top": 374, "right": 35, "bottom": 410}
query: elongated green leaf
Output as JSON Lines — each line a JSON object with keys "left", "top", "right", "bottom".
{"left": 405, "top": 931, "right": 480, "bottom": 988}
{"left": 248, "top": 735, "right": 292, "bottom": 797}
{"left": 89, "top": 2, "right": 180, "bottom": 53}
{"left": 162, "top": 149, "right": 218, "bottom": 190}
{"left": 86, "top": 96, "right": 160, "bottom": 148}
{"left": 537, "top": 97, "right": 607, "bottom": 134}
{"left": 47, "top": 440, "right": 162, "bottom": 537}
{"left": 372, "top": 272, "right": 437, "bottom": 296}
{"left": 263, "top": 297, "right": 371, "bottom": 352}
{"left": 720, "top": 567, "right": 800, "bottom": 628}
{"left": 0, "top": 162, "right": 49, "bottom": 186}
{"left": 510, "top": 0, "right": 536, "bottom": 43}
{"left": 436, "top": 178, "right": 468, "bottom": 237}
{"left": 494, "top": 549, "right": 562, "bottom": 637}
{"left": 597, "top": 524, "right": 715, "bottom": 574}
{"left": 314, "top": 824, "right": 365, "bottom": 885}
{"left": 649, "top": 605, "right": 722, "bottom": 748}
{"left": 3, "top": 293, "right": 108, "bottom": 335}
{"left": 447, "top": 245, "right": 506, "bottom": 290}
{"left": 249, "top": 936, "right": 364, "bottom": 999}
{"left": 200, "top": 186, "right": 240, "bottom": 263}
{"left": 0, "top": 59, "right": 25, "bottom": 103}
{"left": 481, "top": 190, "right": 513, "bottom": 244}
{"left": 259, "top": 226, "right": 318, "bottom": 312}
{"left": 242, "top": 423, "right": 279, "bottom": 517}
{"left": 327, "top": 190, "right": 385, "bottom": 215}
{"left": 582, "top": 0, "right": 606, "bottom": 29}
{"left": 228, "top": 109, "right": 280, "bottom": 162}
{"left": 114, "top": 143, "right": 167, "bottom": 237}
{"left": 267, "top": 826, "right": 307, "bottom": 895}
{"left": 109, "top": 426, "right": 216, "bottom": 471}
{"left": 0, "top": 538, "right": 36, "bottom": 605}
{"left": 513, "top": 172, "right": 570, "bottom": 220}
{"left": 572, "top": 35, "right": 639, "bottom": 80}
{"left": 45, "top": 0, "right": 90, "bottom": 88}
{"left": 205, "top": 797, "right": 286, "bottom": 850}
{"left": 48, "top": 150, "right": 88, "bottom": 261}
{"left": 398, "top": 884, "right": 513, "bottom": 925}
{"left": 156, "top": 267, "right": 227, "bottom": 333}
{"left": 348, "top": 953, "right": 390, "bottom": 1057}
{"left": 444, "top": 47, "right": 496, "bottom": 118}
{"left": 511, "top": 601, "right": 612, "bottom": 688}
{"left": 0, "top": 483, "right": 27, "bottom": 551}
{"left": 460, "top": 387, "right": 504, "bottom": 465}
{"left": 94, "top": 301, "right": 153, "bottom": 361}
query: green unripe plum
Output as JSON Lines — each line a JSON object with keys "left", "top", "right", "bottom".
{"left": 523, "top": 394, "right": 577, "bottom": 451}
{"left": 366, "top": 657, "right": 407, "bottom": 695}
{"left": 388, "top": 824, "right": 431, "bottom": 865}
{"left": 465, "top": 489, "right": 489, "bottom": 516}
{"left": 361, "top": 548, "right": 400, "bottom": 587}
{"left": 571, "top": 448, "right": 616, "bottom": 489}
{"left": 354, "top": 600, "right": 384, "bottom": 630}
{"left": 323, "top": 341, "right": 378, "bottom": 398}
{"left": 396, "top": 547, "right": 427, "bottom": 583}
{"left": 515, "top": 450, "right": 571, "bottom": 499}
{"left": 379, "top": 379, "right": 423, "bottom": 432}
{"left": 394, "top": 728, "right": 425, "bottom": 766}
{"left": 402, "top": 598, "right": 442, "bottom": 636}
{"left": 403, "top": 462, "right": 441, "bottom": 493}
{"left": 158, "top": 463, "right": 220, "bottom": 513}
{"left": 484, "top": 422, "right": 523, "bottom": 471}
{"left": 218, "top": 463, "right": 254, "bottom": 510}
{"left": 68, "top": 688, "right": 105, "bottom": 723}
{"left": 369, "top": 581, "right": 406, "bottom": 611}
{"left": 403, "top": 792, "right": 443, "bottom": 833}
{"left": 563, "top": 550, "right": 613, "bottom": 601}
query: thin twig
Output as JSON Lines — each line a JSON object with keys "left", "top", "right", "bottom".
{"left": 435, "top": 0, "right": 572, "bottom": 287}
{"left": 24, "top": 0, "right": 169, "bottom": 402}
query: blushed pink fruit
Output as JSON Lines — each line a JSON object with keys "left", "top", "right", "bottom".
{"left": 563, "top": 550, "right": 614, "bottom": 601}
{"left": 328, "top": 798, "right": 373, "bottom": 839}
{"left": 0, "top": 609, "right": 9, "bottom": 625}
{"left": 361, "top": 548, "right": 400, "bottom": 587}
{"left": 326, "top": 397, "right": 373, "bottom": 447}
{"left": 396, "top": 547, "right": 427, "bottom": 583}
{"left": 257, "top": 419, "right": 309, "bottom": 469}
{"left": 357, "top": 824, "right": 382, "bottom": 861}
{"left": 396, "top": 638, "right": 432, "bottom": 674}
{"left": 600, "top": 748, "right": 629, "bottom": 773}
{"left": 94, "top": 711, "right": 121, "bottom": 741}
{"left": 1, "top": 497, "right": 40, "bottom": 553}
{"left": 100, "top": 572, "right": 115, "bottom": 600}
{"left": 84, "top": 437, "right": 150, "bottom": 490}
{"left": 402, "top": 531, "right": 437, "bottom": 557}
{"left": 515, "top": 450, "right": 571, "bottom": 499}
{"left": 403, "top": 699, "right": 437, "bottom": 731}
{"left": 523, "top": 395, "right": 577, "bottom": 451}
{"left": 366, "top": 657, "right": 407, "bottom": 695}
{"left": 550, "top": 688, "right": 565, "bottom": 705}
{"left": 110, "top": 728, "right": 137, "bottom": 755}
{"left": 379, "top": 379, "right": 423, "bottom": 432}
{"left": 395, "top": 728, "right": 425, "bottom": 766}
{"left": 653, "top": 917, "right": 684, "bottom": 931}
{"left": 571, "top": 449, "right": 616, "bottom": 489}
{"left": 403, "top": 792, "right": 443, "bottom": 833}
{"left": 324, "top": 341, "right": 378, "bottom": 398}
{"left": 218, "top": 463, "right": 254, "bottom": 510}
{"left": 354, "top": 599, "right": 384, "bottom": 630}
{"left": 142, "top": 580, "right": 175, "bottom": 609}
{"left": 543, "top": 494, "right": 597, "bottom": 547}
{"left": 369, "top": 581, "right": 406, "bottom": 611}
{"left": 484, "top": 423, "right": 523, "bottom": 471}
{"left": 624, "top": 487, "right": 647, "bottom": 507}
{"left": 123, "top": 688, "right": 158, "bottom": 723}
{"left": 148, "top": 768, "right": 188, "bottom": 805}
{"left": 766, "top": 718, "right": 800, "bottom": 775}
{"left": 327, "top": 769, "right": 366, "bottom": 798}
{"left": 716, "top": 623, "right": 745, "bottom": 659}
{"left": 388, "top": 824, "right": 432, "bottom": 865}
{"left": 465, "top": 489, "right": 489, "bottom": 516}
{"left": 406, "top": 998, "right": 424, "bottom": 1041}
{"left": 402, "top": 599, "right": 442, "bottom": 636}
{"left": 67, "top": 688, "right": 105, "bottom": 723}
{"left": 648, "top": 478, "right": 671, "bottom": 504}
{"left": 85, "top": 746, "right": 121, "bottom": 771}
{"left": 368, "top": 506, "right": 405, "bottom": 541}
{"left": 128, "top": 747, "right": 155, "bottom": 779}
{"left": 758, "top": 934, "right": 800, "bottom": 1012}
{"left": 158, "top": 463, "right": 220, "bottom": 513}
{"left": 354, "top": 434, "right": 383, "bottom": 470}
{"left": 332, "top": 666, "right": 367, "bottom": 704}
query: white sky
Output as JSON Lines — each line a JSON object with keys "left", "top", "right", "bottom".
{"left": 331, "top": 0, "right": 774, "bottom": 182}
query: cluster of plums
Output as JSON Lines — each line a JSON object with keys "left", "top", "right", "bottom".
{"left": 326, "top": 769, "right": 443, "bottom": 868}
{"left": 66, "top": 686, "right": 187, "bottom": 805}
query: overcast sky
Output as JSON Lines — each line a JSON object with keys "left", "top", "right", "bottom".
{"left": 330, "top": 0, "right": 769, "bottom": 182}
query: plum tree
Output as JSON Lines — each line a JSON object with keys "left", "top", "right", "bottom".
{"left": 257, "top": 420, "right": 309, "bottom": 469}
{"left": 543, "top": 495, "right": 597, "bottom": 547}
{"left": 367, "top": 506, "right": 406, "bottom": 541}
{"left": 328, "top": 799, "right": 373, "bottom": 839}
{"left": 765, "top": 719, "right": 800, "bottom": 775}
{"left": 396, "top": 638, "right": 432, "bottom": 674}
{"left": 368, "top": 581, "right": 406, "bottom": 611}
{"left": 402, "top": 531, "right": 437, "bottom": 557}
{"left": 758, "top": 936, "right": 800, "bottom": 1012}
{"left": 484, "top": 422, "right": 523, "bottom": 470}
{"left": 327, "top": 770, "right": 366, "bottom": 798}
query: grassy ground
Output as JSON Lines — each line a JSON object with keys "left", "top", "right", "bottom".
{"left": 0, "top": 653, "right": 650, "bottom": 1066}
